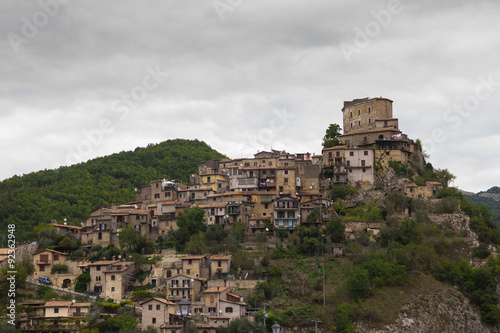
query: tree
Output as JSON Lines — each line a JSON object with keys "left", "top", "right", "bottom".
{"left": 322, "top": 123, "right": 343, "bottom": 148}
{"left": 186, "top": 231, "right": 207, "bottom": 255}
{"left": 219, "top": 317, "right": 266, "bottom": 333}
{"left": 176, "top": 206, "right": 207, "bottom": 246}
{"left": 434, "top": 168, "right": 456, "bottom": 187}
{"left": 326, "top": 218, "right": 346, "bottom": 243}
{"left": 75, "top": 273, "right": 91, "bottom": 292}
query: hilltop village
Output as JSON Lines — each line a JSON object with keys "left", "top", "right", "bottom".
{"left": 16, "top": 97, "right": 454, "bottom": 332}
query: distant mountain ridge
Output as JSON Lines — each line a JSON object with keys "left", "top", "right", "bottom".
{"left": 462, "top": 186, "right": 500, "bottom": 224}
{"left": 0, "top": 139, "right": 227, "bottom": 241}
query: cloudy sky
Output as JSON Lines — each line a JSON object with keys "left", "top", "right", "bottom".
{"left": 1, "top": 0, "right": 499, "bottom": 192}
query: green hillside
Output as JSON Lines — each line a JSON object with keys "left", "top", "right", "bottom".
{"left": 0, "top": 139, "right": 227, "bottom": 241}
{"left": 463, "top": 192, "right": 500, "bottom": 225}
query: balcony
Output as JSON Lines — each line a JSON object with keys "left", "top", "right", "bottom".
{"left": 168, "top": 283, "right": 192, "bottom": 288}
{"left": 36, "top": 260, "right": 51, "bottom": 265}
{"left": 167, "top": 295, "right": 191, "bottom": 301}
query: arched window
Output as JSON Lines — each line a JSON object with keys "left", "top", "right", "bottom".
{"left": 166, "top": 270, "right": 172, "bottom": 278}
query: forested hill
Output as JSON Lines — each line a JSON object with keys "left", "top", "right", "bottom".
{"left": 463, "top": 186, "right": 500, "bottom": 225}
{"left": 0, "top": 139, "right": 227, "bottom": 241}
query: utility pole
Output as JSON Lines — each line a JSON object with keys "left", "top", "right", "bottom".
{"left": 311, "top": 318, "right": 322, "bottom": 333}
{"left": 263, "top": 303, "right": 267, "bottom": 328}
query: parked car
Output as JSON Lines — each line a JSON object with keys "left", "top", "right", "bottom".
{"left": 38, "top": 276, "right": 52, "bottom": 285}
{"left": 84, "top": 290, "right": 99, "bottom": 296}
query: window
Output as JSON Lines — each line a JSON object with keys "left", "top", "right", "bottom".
{"left": 346, "top": 161, "right": 350, "bottom": 166}
{"left": 96, "top": 266, "right": 101, "bottom": 271}
{"left": 226, "top": 307, "right": 233, "bottom": 313}
{"left": 328, "top": 152, "right": 332, "bottom": 158}
{"left": 218, "top": 261, "right": 222, "bottom": 267}
{"left": 204, "top": 192, "right": 207, "bottom": 196}
{"left": 165, "top": 192, "right": 170, "bottom": 197}
{"left": 368, "top": 107, "right": 371, "bottom": 113}
{"left": 278, "top": 220, "right": 284, "bottom": 227}
{"left": 284, "top": 178, "right": 288, "bottom": 183}
{"left": 349, "top": 169, "right": 352, "bottom": 173}
{"left": 358, "top": 121, "right": 361, "bottom": 127}
{"left": 149, "top": 305, "right": 153, "bottom": 310}
{"left": 336, "top": 151, "right": 340, "bottom": 157}
{"left": 277, "top": 212, "right": 285, "bottom": 218}
{"left": 364, "top": 151, "right": 368, "bottom": 156}
{"left": 154, "top": 193, "right": 160, "bottom": 199}
{"left": 207, "top": 176, "right": 211, "bottom": 183}
{"left": 156, "top": 305, "right": 161, "bottom": 310}
{"left": 361, "top": 160, "right": 366, "bottom": 166}
{"left": 209, "top": 307, "right": 216, "bottom": 313}
{"left": 268, "top": 161, "right": 272, "bottom": 166}
{"left": 350, "top": 123, "right": 353, "bottom": 128}
{"left": 254, "top": 162, "right": 257, "bottom": 166}
{"left": 53, "top": 254, "right": 59, "bottom": 261}
{"left": 287, "top": 211, "right": 295, "bottom": 218}
{"left": 98, "top": 232, "right": 102, "bottom": 240}
{"left": 156, "top": 183, "right": 159, "bottom": 188}
{"left": 111, "top": 287, "right": 115, "bottom": 292}
{"left": 289, "top": 220, "right": 293, "bottom": 227}
{"left": 284, "top": 170, "right": 289, "bottom": 175}
{"left": 244, "top": 162, "right": 250, "bottom": 167}
{"left": 54, "top": 308, "right": 59, "bottom": 314}
{"left": 191, "top": 193, "right": 195, "bottom": 199}
{"left": 111, "top": 275, "right": 115, "bottom": 281}
{"left": 152, "top": 318, "right": 156, "bottom": 324}
{"left": 186, "top": 269, "right": 191, "bottom": 275}
{"left": 264, "top": 204, "right": 268, "bottom": 209}
{"left": 350, "top": 111, "right": 352, "bottom": 117}
{"left": 379, "top": 135, "right": 384, "bottom": 139}
{"left": 386, "top": 151, "right": 390, "bottom": 156}
{"left": 362, "top": 168, "right": 366, "bottom": 173}
{"left": 369, "top": 118, "right": 372, "bottom": 124}
{"left": 350, "top": 152, "right": 354, "bottom": 156}
{"left": 358, "top": 109, "right": 360, "bottom": 115}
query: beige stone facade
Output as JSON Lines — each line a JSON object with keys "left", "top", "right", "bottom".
{"left": 342, "top": 97, "right": 393, "bottom": 135}
{"left": 140, "top": 297, "right": 176, "bottom": 330}
{"left": 209, "top": 254, "right": 232, "bottom": 278}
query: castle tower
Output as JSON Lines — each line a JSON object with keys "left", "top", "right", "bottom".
{"left": 342, "top": 97, "right": 394, "bottom": 134}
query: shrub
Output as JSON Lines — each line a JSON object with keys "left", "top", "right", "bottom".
{"left": 335, "top": 303, "right": 356, "bottom": 333}
{"left": 51, "top": 264, "right": 69, "bottom": 274}
{"left": 472, "top": 244, "right": 491, "bottom": 259}
{"left": 347, "top": 266, "right": 370, "bottom": 302}
{"left": 75, "top": 273, "right": 91, "bottom": 292}
{"left": 434, "top": 197, "right": 459, "bottom": 214}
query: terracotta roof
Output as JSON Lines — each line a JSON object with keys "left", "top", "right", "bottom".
{"left": 226, "top": 292, "right": 242, "bottom": 299}
{"left": 427, "top": 181, "right": 443, "bottom": 185}
{"left": 181, "top": 255, "right": 206, "bottom": 260}
{"left": 88, "top": 260, "right": 121, "bottom": 266}
{"left": 340, "top": 127, "right": 401, "bottom": 136}
{"left": 0, "top": 249, "right": 13, "bottom": 255}
{"left": 210, "top": 254, "right": 232, "bottom": 260}
{"left": 197, "top": 203, "right": 227, "bottom": 209}
{"left": 140, "top": 297, "right": 175, "bottom": 305}
{"left": 220, "top": 299, "right": 246, "bottom": 306}
{"left": 406, "top": 183, "right": 418, "bottom": 187}
{"left": 51, "top": 224, "right": 82, "bottom": 230}
{"left": 162, "top": 201, "right": 179, "bottom": 205}
{"left": 206, "top": 316, "right": 231, "bottom": 320}
{"left": 203, "top": 286, "right": 229, "bottom": 294}
{"left": 45, "top": 301, "right": 72, "bottom": 307}
{"left": 72, "top": 303, "right": 91, "bottom": 307}
{"left": 33, "top": 249, "right": 69, "bottom": 256}
{"left": 322, "top": 145, "right": 347, "bottom": 151}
